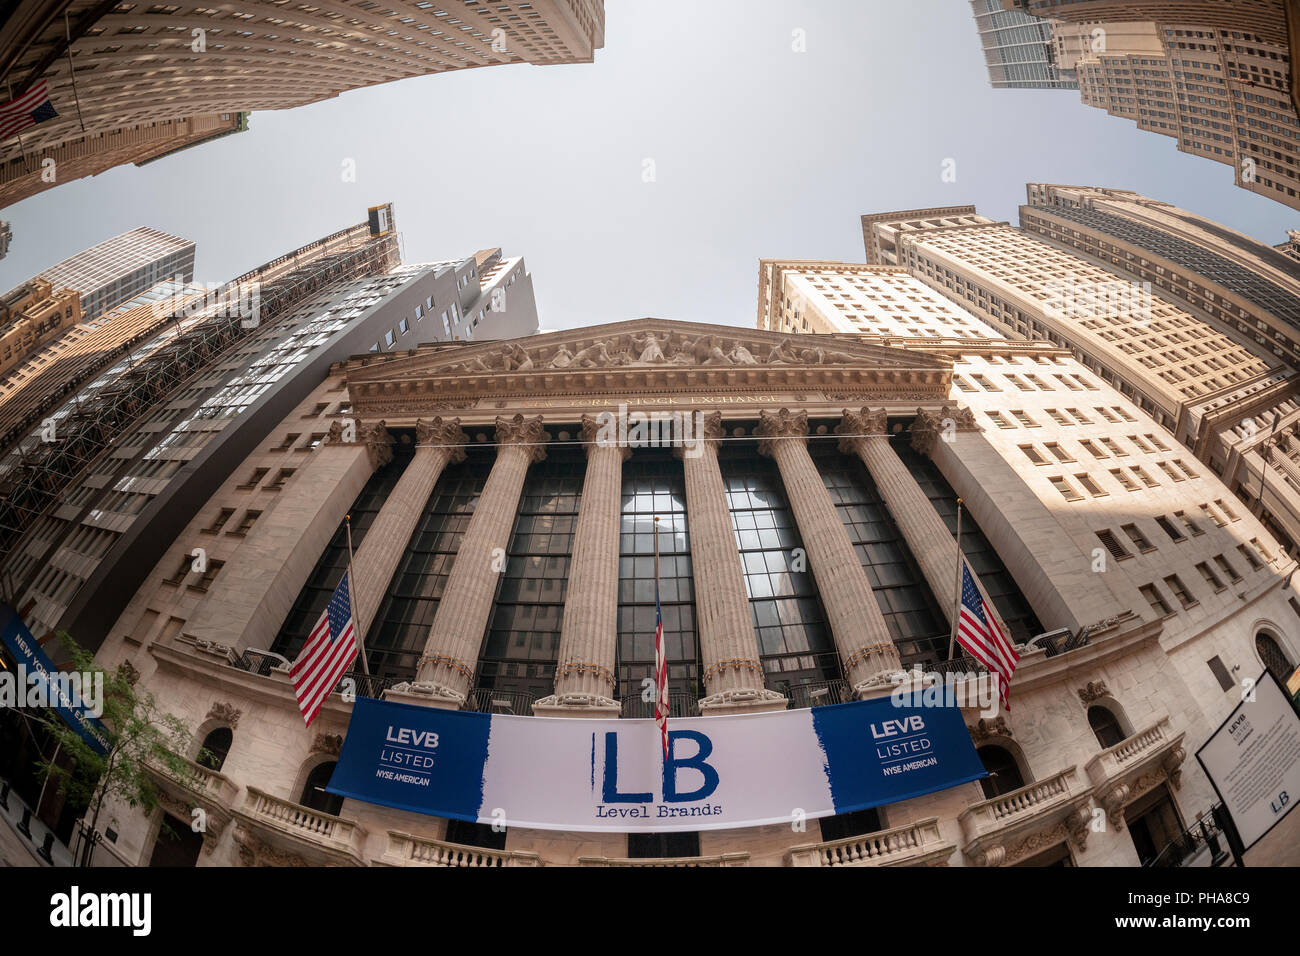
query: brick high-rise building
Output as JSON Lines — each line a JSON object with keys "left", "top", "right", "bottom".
{"left": 0, "top": 0, "right": 605, "bottom": 209}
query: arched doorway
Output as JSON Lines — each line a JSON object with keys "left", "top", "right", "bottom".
{"left": 977, "top": 744, "right": 1025, "bottom": 800}
{"left": 299, "top": 761, "right": 343, "bottom": 816}
{"left": 148, "top": 813, "right": 203, "bottom": 867}
{"left": 1088, "top": 705, "right": 1127, "bottom": 749}
{"left": 197, "top": 727, "right": 233, "bottom": 772}
{"left": 1256, "top": 631, "right": 1295, "bottom": 687}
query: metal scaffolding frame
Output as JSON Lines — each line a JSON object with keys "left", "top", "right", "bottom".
{"left": 0, "top": 234, "right": 398, "bottom": 578}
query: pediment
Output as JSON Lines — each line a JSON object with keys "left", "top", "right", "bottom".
{"left": 341, "top": 318, "right": 952, "bottom": 414}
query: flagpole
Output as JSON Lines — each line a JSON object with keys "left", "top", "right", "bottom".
{"left": 947, "top": 498, "right": 964, "bottom": 661}
{"left": 344, "top": 514, "right": 369, "bottom": 676}
{"left": 653, "top": 515, "right": 667, "bottom": 761}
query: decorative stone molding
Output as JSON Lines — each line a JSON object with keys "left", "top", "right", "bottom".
{"left": 232, "top": 823, "right": 311, "bottom": 868}
{"left": 494, "top": 414, "right": 547, "bottom": 464}
{"left": 755, "top": 408, "right": 809, "bottom": 456}
{"left": 968, "top": 716, "right": 1012, "bottom": 743}
{"left": 119, "top": 659, "right": 140, "bottom": 686}
{"left": 1077, "top": 680, "right": 1110, "bottom": 705}
{"left": 910, "top": 405, "right": 979, "bottom": 456}
{"left": 206, "top": 701, "right": 242, "bottom": 728}
{"left": 311, "top": 733, "right": 343, "bottom": 757}
{"left": 788, "top": 817, "right": 955, "bottom": 867}
{"left": 1084, "top": 715, "right": 1186, "bottom": 830}
{"left": 960, "top": 765, "right": 1095, "bottom": 866}
{"left": 415, "top": 417, "right": 468, "bottom": 464}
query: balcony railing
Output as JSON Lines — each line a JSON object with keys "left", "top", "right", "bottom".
{"left": 959, "top": 765, "right": 1094, "bottom": 865}
{"left": 146, "top": 753, "right": 239, "bottom": 807}
{"left": 577, "top": 853, "right": 749, "bottom": 867}
{"left": 619, "top": 691, "right": 699, "bottom": 719}
{"left": 781, "top": 679, "right": 853, "bottom": 710}
{"left": 382, "top": 831, "right": 540, "bottom": 867}
{"left": 464, "top": 688, "right": 538, "bottom": 715}
{"left": 240, "top": 787, "right": 367, "bottom": 862}
{"left": 788, "top": 817, "right": 954, "bottom": 867}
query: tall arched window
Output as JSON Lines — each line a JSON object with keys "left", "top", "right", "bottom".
{"left": 1088, "top": 705, "right": 1127, "bottom": 749}
{"left": 977, "top": 744, "right": 1025, "bottom": 800}
{"left": 197, "top": 727, "right": 233, "bottom": 772}
{"left": 299, "top": 761, "right": 343, "bottom": 816}
{"left": 1256, "top": 631, "right": 1295, "bottom": 686}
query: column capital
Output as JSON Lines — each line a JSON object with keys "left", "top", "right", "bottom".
{"left": 910, "top": 405, "right": 979, "bottom": 456}
{"left": 835, "top": 407, "right": 889, "bottom": 455}
{"left": 580, "top": 413, "right": 633, "bottom": 461}
{"left": 327, "top": 417, "right": 393, "bottom": 469}
{"left": 416, "top": 417, "right": 468, "bottom": 463}
{"left": 755, "top": 408, "right": 808, "bottom": 457}
{"left": 672, "top": 410, "right": 726, "bottom": 458}
{"left": 495, "top": 414, "right": 548, "bottom": 464}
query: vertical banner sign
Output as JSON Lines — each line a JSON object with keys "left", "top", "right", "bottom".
{"left": 328, "top": 693, "right": 986, "bottom": 832}
{"left": 1196, "top": 670, "right": 1300, "bottom": 852}
{"left": 0, "top": 604, "right": 110, "bottom": 755}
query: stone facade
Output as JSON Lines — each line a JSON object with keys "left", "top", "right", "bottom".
{"left": 86, "top": 317, "right": 1299, "bottom": 868}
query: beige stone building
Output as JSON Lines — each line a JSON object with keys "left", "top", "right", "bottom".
{"left": 0, "top": 276, "right": 81, "bottom": 378}
{"left": 67, "top": 304, "right": 1299, "bottom": 868}
{"left": 856, "top": 202, "right": 1300, "bottom": 562}
{"left": 0, "top": 0, "right": 604, "bottom": 207}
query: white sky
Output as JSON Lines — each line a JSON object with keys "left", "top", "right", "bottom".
{"left": 2, "top": 0, "right": 1296, "bottom": 331}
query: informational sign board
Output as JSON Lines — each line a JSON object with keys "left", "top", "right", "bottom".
{"left": 0, "top": 604, "right": 109, "bottom": 755}
{"left": 328, "top": 693, "right": 986, "bottom": 833}
{"left": 1195, "top": 670, "right": 1300, "bottom": 852}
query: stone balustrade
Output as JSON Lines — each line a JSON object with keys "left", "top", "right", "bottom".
{"left": 960, "top": 766, "right": 1095, "bottom": 866}
{"left": 240, "top": 787, "right": 367, "bottom": 861}
{"left": 577, "top": 853, "right": 750, "bottom": 867}
{"left": 146, "top": 753, "right": 240, "bottom": 807}
{"left": 788, "top": 816, "right": 954, "bottom": 867}
{"left": 381, "top": 830, "right": 541, "bottom": 867}
{"left": 1085, "top": 715, "right": 1186, "bottom": 829}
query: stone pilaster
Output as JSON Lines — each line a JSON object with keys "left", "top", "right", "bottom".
{"left": 392, "top": 415, "right": 547, "bottom": 708}
{"left": 533, "top": 415, "right": 628, "bottom": 717}
{"left": 756, "top": 408, "right": 903, "bottom": 694}
{"left": 180, "top": 420, "right": 390, "bottom": 654}
{"left": 678, "top": 412, "right": 786, "bottom": 715}
{"left": 350, "top": 418, "right": 467, "bottom": 642}
{"left": 837, "top": 407, "right": 989, "bottom": 633}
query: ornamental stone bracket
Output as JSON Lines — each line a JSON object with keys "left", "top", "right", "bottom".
{"left": 910, "top": 405, "right": 979, "bottom": 456}
{"left": 206, "top": 701, "right": 242, "bottom": 728}
{"left": 959, "top": 765, "right": 1095, "bottom": 867}
{"left": 697, "top": 686, "right": 789, "bottom": 716}
{"left": 968, "top": 716, "right": 1013, "bottom": 744}
{"left": 1084, "top": 715, "right": 1186, "bottom": 831}
{"left": 1077, "top": 680, "right": 1110, "bottom": 705}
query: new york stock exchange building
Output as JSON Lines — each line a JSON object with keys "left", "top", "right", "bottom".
{"left": 91, "top": 318, "right": 1300, "bottom": 869}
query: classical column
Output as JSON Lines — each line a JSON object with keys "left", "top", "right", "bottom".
{"left": 755, "top": 408, "right": 903, "bottom": 694}
{"left": 533, "top": 415, "right": 628, "bottom": 717}
{"left": 394, "top": 415, "right": 547, "bottom": 708}
{"left": 836, "top": 407, "right": 991, "bottom": 633}
{"left": 182, "top": 418, "right": 392, "bottom": 654}
{"left": 350, "top": 418, "right": 467, "bottom": 641}
{"left": 678, "top": 411, "right": 786, "bottom": 715}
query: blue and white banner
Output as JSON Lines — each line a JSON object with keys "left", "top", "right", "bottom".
{"left": 328, "top": 694, "right": 986, "bottom": 832}
{"left": 0, "top": 604, "right": 110, "bottom": 756}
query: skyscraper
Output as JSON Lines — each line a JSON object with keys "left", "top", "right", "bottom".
{"left": 969, "top": 0, "right": 1078, "bottom": 89}
{"left": 34, "top": 225, "right": 195, "bottom": 322}
{"left": 859, "top": 195, "right": 1300, "bottom": 559}
{"left": 978, "top": 3, "right": 1300, "bottom": 211}
{"left": 0, "top": 0, "right": 605, "bottom": 209}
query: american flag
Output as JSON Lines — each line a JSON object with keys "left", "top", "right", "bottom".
{"left": 653, "top": 578, "right": 669, "bottom": 759}
{"left": 290, "top": 571, "right": 359, "bottom": 728}
{"left": 957, "top": 562, "right": 1019, "bottom": 711}
{"left": 0, "top": 82, "right": 58, "bottom": 142}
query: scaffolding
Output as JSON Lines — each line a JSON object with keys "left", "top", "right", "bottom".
{"left": 0, "top": 232, "right": 398, "bottom": 581}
